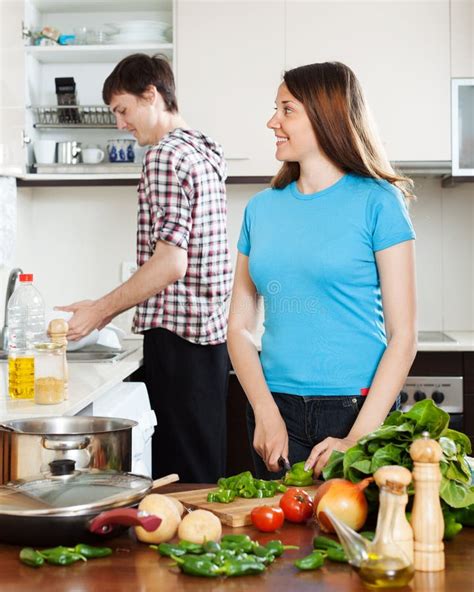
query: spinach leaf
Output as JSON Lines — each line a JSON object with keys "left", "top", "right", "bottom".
{"left": 403, "top": 399, "right": 450, "bottom": 438}
{"left": 358, "top": 422, "right": 414, "bottom": 445}
{"left": 322, "top": 450, "right": 344, "bottom": 481}
{"left": 440, "top": 478, "right": 474, "bottom": 508}
{"left": 443, "top": 429, "right": 472, "bottom": 455}
{"left": 370, "top": 444, "right": 403, "bottom": 472}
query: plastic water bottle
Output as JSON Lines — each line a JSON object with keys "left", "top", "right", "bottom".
{"left": 7, "top": 273, "right": 45, "bottom": 399}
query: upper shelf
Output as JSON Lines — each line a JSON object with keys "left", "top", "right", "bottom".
{"left": 29, "top": 0, "right": 173, "bottom": 13}
{"left": 26, "top": 43, "right": 173, "bottom": 64}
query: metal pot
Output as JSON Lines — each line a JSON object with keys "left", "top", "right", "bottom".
{"left": 0, "top": 416, "right": 137, "bottom": 484}
{"left": 56, "top": 140, "right": 82, "bottom": 164}
{"left": 0, "top": 464, "right": 179, "bottom": 546}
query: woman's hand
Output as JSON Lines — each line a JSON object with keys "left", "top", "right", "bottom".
{"left": 305, "top": 436, "right": 357, "bottom": 478}
{"left": 253, "top": 407, "right": 289, "bottom": 473}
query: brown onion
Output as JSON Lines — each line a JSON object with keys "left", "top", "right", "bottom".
{"left": 313, "top": 477, "right": 372, "bottom": 533}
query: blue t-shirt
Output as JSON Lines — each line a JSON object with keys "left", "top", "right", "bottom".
{"left": 237, "top": 173, "right": 416, "bottom": 396}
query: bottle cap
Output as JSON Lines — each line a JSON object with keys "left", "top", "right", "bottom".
{"left": 19, "top": 274, "right": 33, "bottom": 282}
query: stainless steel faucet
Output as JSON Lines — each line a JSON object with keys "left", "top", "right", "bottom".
{"left": 1, "top": 267, "right": 23, "bottom": 351}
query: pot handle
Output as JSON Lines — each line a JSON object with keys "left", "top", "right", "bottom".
{"left": 42, "top": 436, "right": 90, "bottom": 450}
{"left": 89, "top": 508, "right": 162, "bottom": 535}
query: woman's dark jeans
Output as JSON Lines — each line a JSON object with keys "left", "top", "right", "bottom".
{"left": 246, "top": 393, "right": 400, "bottom": 480}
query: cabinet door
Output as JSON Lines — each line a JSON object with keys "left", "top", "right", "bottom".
{"left": 176, "top": 0, "right": 284, "bottom": 176}
{"left": 285, "top": 1, "right": 451, "bottom": 162}
{"left": 0, "top": 0, "right": 26, "bottom": 176}
{"left": 451, "top": 0, "right": 474, "bottom": 77}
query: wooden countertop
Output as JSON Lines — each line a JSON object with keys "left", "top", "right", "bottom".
{"left": 0, "top": 483, "right": 472, "bottom": 592}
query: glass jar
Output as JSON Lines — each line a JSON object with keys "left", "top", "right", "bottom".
{"left": 33, "top": 342, "right": 65, "bottom": 405}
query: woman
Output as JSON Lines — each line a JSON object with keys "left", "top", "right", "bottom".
{"left": 227, "top": 62, "right": 417, "bottom": 479}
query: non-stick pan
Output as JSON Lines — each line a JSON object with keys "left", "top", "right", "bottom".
{"left": 0, "top": 459, "right": 179, "bottom": 546}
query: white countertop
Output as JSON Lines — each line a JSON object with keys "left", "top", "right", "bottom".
{"left": 416, "top": 331, "right": 474, "bottom": 352}
{"left": 0, "top": 339, "right": 143, "bottom": 421}
{"left": 251, "top": 330, "right": 474, "bottom": 353}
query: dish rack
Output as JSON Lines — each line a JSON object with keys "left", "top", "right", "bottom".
{"left": 30, "top": 105, "right": 116, "bottom": 128}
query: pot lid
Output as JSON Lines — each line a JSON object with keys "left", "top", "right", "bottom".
{"left": 0, "top": 460, "right": 152, "bottom": 517}
{"left": 0, "top": 415, "right": 137, "bottom": 435}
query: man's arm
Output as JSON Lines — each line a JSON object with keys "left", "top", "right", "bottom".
{"left": 57, "top": 240, "right": 187, "bottom": 341}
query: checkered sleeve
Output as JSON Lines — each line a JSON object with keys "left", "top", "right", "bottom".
{"left": 143, "top": 147, "right": 194, "bottom": 250}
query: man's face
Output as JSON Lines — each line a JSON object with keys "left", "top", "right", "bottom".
{"left": 109, "top": 90, "right": 167, "bottom": 146}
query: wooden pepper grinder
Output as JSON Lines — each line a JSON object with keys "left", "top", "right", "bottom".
{"left": 48, "top": 319, "right": 69, "bottom": 400}
{"left": 373, "top": 465, "right": 413, "bottom": 564}
{"left": 409, "top": 431, "right": 445, "bottom": 572}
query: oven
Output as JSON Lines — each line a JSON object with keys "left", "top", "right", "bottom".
{"left": 400, "top": 376, "right": 463, "bottom": 432}
{"left": 401, "top": 333, "right": 472, "bottom": 446}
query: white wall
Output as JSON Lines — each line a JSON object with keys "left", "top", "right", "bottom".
{"left": 0, "top": 177, "right": 473, "bottom": 333}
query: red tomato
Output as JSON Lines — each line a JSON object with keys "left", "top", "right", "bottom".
{"left": 250, "top": 505, "right": 285, "bottom": 532}
{"left": 279, "top": 488, "right": 314, "bottom": 523}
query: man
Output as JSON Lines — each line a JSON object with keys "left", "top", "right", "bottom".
{"left": 58, "top": 54, "right": 232, "bottom": 483}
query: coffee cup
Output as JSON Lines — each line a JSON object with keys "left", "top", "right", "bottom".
{"left": 82, "top": 146, "right": 105, "bottom": 164}
{"left": 33, "top": 140, "right": 56, "bottom": 164}
{"left": 107, "top": 139, "right": 121, "bottom": 162}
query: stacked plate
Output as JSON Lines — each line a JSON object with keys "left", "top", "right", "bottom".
{"left": 107, "top": 20, "right": 170, "bottom": 44}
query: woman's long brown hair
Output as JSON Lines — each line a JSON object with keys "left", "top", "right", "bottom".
{"left": 272, "top": 62, "right": 414, "bottom": 200}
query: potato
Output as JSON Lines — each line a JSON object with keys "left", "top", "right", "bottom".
{"left": 177, "top": 509, "right": 222, "bottom": 544}
{"left": 166, "top": 495, "right": 185, "bottom": 517}
{"left": 135, "top": 493, "right": 181, "bottom": 544}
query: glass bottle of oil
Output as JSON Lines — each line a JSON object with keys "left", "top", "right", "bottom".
{"left": 358, "top": 481, "right": 414, "bottom": 588}
{"left": 8, "top": 354, "right": 35, "bottom": 399}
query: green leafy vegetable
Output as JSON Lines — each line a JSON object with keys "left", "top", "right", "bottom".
{"left": 322, "top": 399, "right": 474, "bottom": 516}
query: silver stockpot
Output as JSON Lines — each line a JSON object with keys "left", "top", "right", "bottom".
{"left": 0, "top": 416, "right": 137, "bottom": 484}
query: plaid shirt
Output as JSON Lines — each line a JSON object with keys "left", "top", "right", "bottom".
{"left": 132, "top": 128, "right": 232, "bottom": 345}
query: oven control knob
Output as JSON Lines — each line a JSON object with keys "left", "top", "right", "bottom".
{"left": 400, "top": 391, "right": 409, "bottom": 404}
{"left": 414, "top": 390, "right": 426, "bottom": 402}
{"left": 432, "top": 390, "right": 445, "bottom": 405}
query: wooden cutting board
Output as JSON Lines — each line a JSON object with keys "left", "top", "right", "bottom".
{"left": 169, "top": 485, "right": 320, "bottom": 527}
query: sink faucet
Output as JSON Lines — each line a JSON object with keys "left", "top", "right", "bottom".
{"left": 1, "top": 267, "right": 23, "bottom": 351}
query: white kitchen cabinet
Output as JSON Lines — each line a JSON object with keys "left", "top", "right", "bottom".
{"left": 0, "top": 0, "right": 174, "bottom": 179}
{"left": 285, "top": 0, "right": 451, "bottom": 162}
{"left": 176, "top": 0, "right": 284, "bottom": 177}
{"left": 451, "top": 0, "right": 474, "bottom": 77}
{"left": 0, "top": 0, "right": 27, "bottom": 176}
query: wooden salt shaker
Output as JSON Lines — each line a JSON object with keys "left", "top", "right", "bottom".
{"left": 48, "top": 319, "right": 69, "bottom": 400}
{"left": 409, "top": 431, "right": 445, "bottom": 572}
{"left": 373, "top": 465, "right": 413, "bottom": 564}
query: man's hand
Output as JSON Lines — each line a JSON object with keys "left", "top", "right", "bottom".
{"left": 304, "top": 436, "right": 357, "bottom": 478}
{"left": 55, "top": 300, "right": 112, "bottom": 341}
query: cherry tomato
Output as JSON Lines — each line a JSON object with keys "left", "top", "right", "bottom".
{"left": 250, "top": 505, "right": 285, "bottom": 532}
{"left": 279, "top": 488, "right": 314, "bottom": 523}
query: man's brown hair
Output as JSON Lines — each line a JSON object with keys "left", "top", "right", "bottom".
{"left": 103, "top": 53, "right": 178, "bottom": 112}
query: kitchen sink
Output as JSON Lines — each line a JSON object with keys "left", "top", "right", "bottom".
{"left": 0, "top": 344, "right": 141, "bottom": 363}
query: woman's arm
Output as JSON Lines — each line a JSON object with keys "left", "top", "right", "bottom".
{"left": 305, "top": 239, "right": 417, "bottom": 476}
{"left": 227, "top": 254, "right": 289, "bottom": 471}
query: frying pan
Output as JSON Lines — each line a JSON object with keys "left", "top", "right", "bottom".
{"left": 0, "top": 461, "right": 179, "bottom": 546}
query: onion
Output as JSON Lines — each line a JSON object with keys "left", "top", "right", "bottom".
{"left": 313, "top": 477, "right": 372, "bottom": 533}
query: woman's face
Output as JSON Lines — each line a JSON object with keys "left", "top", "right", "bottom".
{"left": 267, "top": 83, "right": 319, "bottom": 163}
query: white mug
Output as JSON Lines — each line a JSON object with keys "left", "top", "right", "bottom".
{"left": 82, "top": 147, "right": 105, "bottom": 164}
{"left": 33, "top": 140, "right": 56, "bottom": 164}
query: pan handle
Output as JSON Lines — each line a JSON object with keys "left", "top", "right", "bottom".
{"left": 42, "top": 436, "right": 90, "bottom": 450}
{"left": 89, "top": 508, "right": 162, "bottom": 535}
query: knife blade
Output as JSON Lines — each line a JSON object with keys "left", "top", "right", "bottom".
{"left": 278, "top": 456, "right": 291, "bottom": 472}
